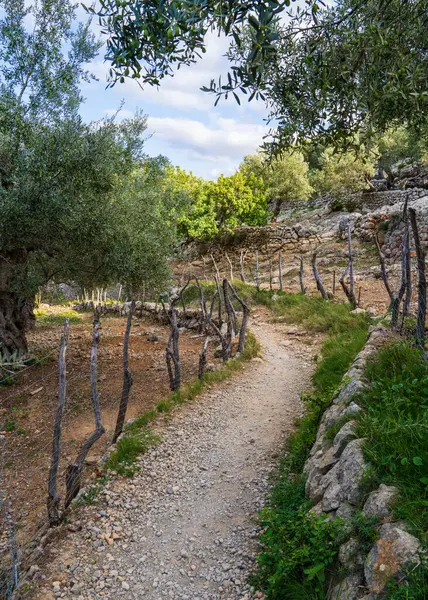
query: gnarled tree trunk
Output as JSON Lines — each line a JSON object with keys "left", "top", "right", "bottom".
{"left": 0, "top": 252, "right": 35, "bottom": 356}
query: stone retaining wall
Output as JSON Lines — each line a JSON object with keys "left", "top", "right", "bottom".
{"left": 304, "top": 325, "right": 421, "bottom": 599}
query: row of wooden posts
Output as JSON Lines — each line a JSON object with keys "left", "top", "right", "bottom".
{"left": 47, "top": 205, "right": 426, "bottom": 525}
{"left": 47, "top": 278, "right": 249, "bottom": 527}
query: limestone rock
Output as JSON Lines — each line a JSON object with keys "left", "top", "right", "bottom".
{"left": 333, "top": 379, "right": 366, "bottom": 406}
{"left": 365, "top": 523, "right": 420, "bottom": 594}
{"left": 322, "top": 439, "right": 368, "bottom": 511}
{"left": 339, "top": 537, "right": 364, "bottom": 571}
{"left": 328, "top": 573, "right": 365, "bottom": 600}
{"left": 332, "top": 421, "right": 357, "bottom": 458}
{"left": 363, "top": 484, "right": 398, "bottom": 519}
{"left": 336, "top": 502, "right": 356, "bottom": 520}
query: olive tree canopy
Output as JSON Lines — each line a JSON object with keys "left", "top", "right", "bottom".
{"left": 89, "top": 0, "right": 428, "bottom": 150}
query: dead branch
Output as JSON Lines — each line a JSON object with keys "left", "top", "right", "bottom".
{"left": 239, "top": 250, "right": 247, "bottom": 283}
{"left": 225, "top": 252, "right": 234, "bottom": 281}
{"left": 311, "top": 252, "right": 328, "bottom": 299}
{"left": 112, "top": 301, "right": 135, "bottom": 444}
{"left": 65, "top": 322, "right": 105, "bottom": 508}
{"left": 198, "top": 337, "right": 210, "bottom": 379}
{"left": 210, "top": 253, "right": 220, "bottom": 279}
{"left": 228, "top": 282, "right": 250, "bottom": 353}
{"left": 215, "top": 275, "right": 223, "bottom": 328}
{"left": 255, "top": 250, "right": 260, "bottom": 288}
{"left": 374, "top": 233, "right": 394, "bottom": 303}
{"left": 409, "top": 208, "right": 427, "bottom": 349}
{"left": 223, "top": 279, "right": 236, "bottom": 356}
{"left": 165, "top": 298, "right": 181, "bottom": 391}
{"left": 297, "top": 256, "right": 306, "bottom": 294}
{"left": 47, "top": 320, "right": 69, "bottom": 526}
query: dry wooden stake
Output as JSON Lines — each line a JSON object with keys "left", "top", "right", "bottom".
{"left": 65, "top": 322, "right": 105, "bottom": 508}
{"left": 228, "top": 282, "right": 250, "bottom": 353}
{"left": 225, "top": 252, "right": 234, "bottom": 281}
{"left": 311, "top": 252, "right": 328, "bottom": 299}
{"left": 297, "top": 256, "right": 306, "bottom": 294}
{"left": 112, "top": 301, "right": 135, "bottom": 444}
{"left": 339, "top": 220, "right": 357, "bottom": 308}
{"left": 269, "top": 258, "right": 273, "bottom": 290}
{"left": 255, "top": 250, "right": 259, "bottom": 289}
{"left": 165, "top": 297, "right": 181, "bottom": 391}
{"left": 47, "top": 320, "right": 69, "bottom": 526}
{"left": 239, "top": 250, "right": 247, "bottom": 283}
{"left": 198, "top": 337, "right": 210, "bottom": 379}
{"left": 278, "top": 252, "right": 283, "bottom": 292}
{"left": 409, "top": 207, "right": 426, "bottom": 349}
{"left": 332, "top": 270, "right": 336, "bottom": 295}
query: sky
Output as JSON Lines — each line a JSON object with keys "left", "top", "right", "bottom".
{"left": 77, "top": 11, "right": 271, "bottom": 180}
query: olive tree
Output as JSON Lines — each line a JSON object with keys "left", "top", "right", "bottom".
{"left": 0, "top": 0, "right": 176, "bottom": 355}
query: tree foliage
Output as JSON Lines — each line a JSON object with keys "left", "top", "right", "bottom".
{"left": 0, "top": 0, "right": 177, "bottom": 354}
{"left": 167, "top": 167, "right": 269, "bottom": 240}
{"left": 88, "top": 0, "right": 428, "bottom": 151}
{"left": 310, "top": 149, "right": 374, "bottom": 198}
{"left": 241, "top": 152, "right": 312, "bottom": 217}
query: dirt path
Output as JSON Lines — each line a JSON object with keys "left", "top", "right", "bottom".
{"left": 34, "top": 313, "right": 317, "bottom": 600}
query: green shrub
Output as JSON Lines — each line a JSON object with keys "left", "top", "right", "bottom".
{"left": 254, "top": 477, "right": 343, "bottom": 600}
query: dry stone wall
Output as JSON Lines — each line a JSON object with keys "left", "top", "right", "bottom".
{"left": 304, "top": 325, "right": 421, "bottom": 599}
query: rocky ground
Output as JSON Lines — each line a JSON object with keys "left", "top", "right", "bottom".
{"left": 27, "top": 312, "right": 319, "bottom": 600}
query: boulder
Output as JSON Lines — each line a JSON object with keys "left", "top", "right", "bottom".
{"left": 333, "top": 379, "right": 366, "bottom": 406}
{"left": 365, "top": 523, "right": 420, "bottom": 595}
{"left": 328, "top": 573, "right": 365, "bottom": 600}
{"left": 363, "top": 484, "right": 398, "bottom": 519}
{"left": 332, "top": 421, "right": 357, "bottom": 458}
{"left": 339, "top": 537, "right": 365, "bottom": 571}
{"left": 322, "top": 439, "right": 368, "bottom": 511}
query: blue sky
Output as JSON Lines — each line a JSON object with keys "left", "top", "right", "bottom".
{"left": 77, "top": 10, "right": 271, "bottom": 179}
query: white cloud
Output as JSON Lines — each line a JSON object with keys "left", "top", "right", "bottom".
{"left": 88, "top": 32, "right": 267, "bottom": 114}
{"left": 147, "top": 115, "right": 268, "bottom": 164}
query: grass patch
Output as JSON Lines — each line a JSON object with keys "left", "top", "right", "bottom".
{"left": 105, "top": 429, "right": 161, "bottom": 476}
{"left": 312, "top": 328, "right": 368, "bottom": 392}
{"left": 356, "top": 342, "right": 428, "bottom": 541}
{"left": 34, "top": 307, "right": 84, "bottom": 326}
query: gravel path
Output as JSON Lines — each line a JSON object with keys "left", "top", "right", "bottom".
{"left": 39, "top": 314, "right": 315, "bottom": 600}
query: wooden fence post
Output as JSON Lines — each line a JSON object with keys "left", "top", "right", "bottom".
{"left": 65, "top": 322, "right": 105, "bottom": 508}
{"left": 47, "top": 320, "right": 69, "bottom": 526}
{"left": 112, "top": 301, "right": 135, "bottom": 444}
{"left": 198, "top": 337, "right": 210, "bottom": 379}
{"left": 409, "top": 208, "right": 426, "bottom": 349}
{"left": 240, "top": 250, "right": 246, "bottom": 283}
{"left": 311, "top": 252, "right": 328, "bottom": 299}
{"left": 165, "top": 300, "right": 181, "bottom": 391}
{"left": 228, "top": 283, "right": 250, "bottom": 353}
{"left": 278, "top": 253, "right": 283, "bottom": 292}
{"left": 225, "top": 253, "right": 234, "bottom": 282}
{"left": 255, "top": 250, "right": 259, "bottom": 289}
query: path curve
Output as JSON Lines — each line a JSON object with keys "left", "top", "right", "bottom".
{"left": 38, "top": 313, "right": 315, "bottom": 600}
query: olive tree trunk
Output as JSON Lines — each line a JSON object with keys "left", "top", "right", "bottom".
{"left": 0, "top": 252, "right": 35, "bottom": 356}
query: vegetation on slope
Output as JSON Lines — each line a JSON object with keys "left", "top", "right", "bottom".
{"left": 250, "top": 294, "right": 426, "bottom": 599}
